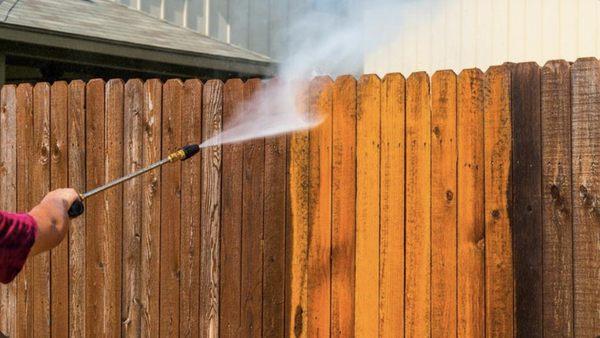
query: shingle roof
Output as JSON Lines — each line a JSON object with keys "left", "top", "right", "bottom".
{"left": 0, "top": 0, "right": 272, "bottom": 64}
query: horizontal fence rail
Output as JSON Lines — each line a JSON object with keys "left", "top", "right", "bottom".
{"left": 0, "top": 59, "right": 599, "bottom": 337}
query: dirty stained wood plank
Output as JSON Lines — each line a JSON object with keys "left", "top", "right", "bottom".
{"left": 484, "top": 66, "right": 514, "bottom": 337}
{"left": 140, "top": 79, "right": 162, "bottom": 338}
{"left": 285, "top": 81, "right": 310, "bottom": 338}
{"left": 540, "top": 60, "right": 574, "bottom": 338}
{"left": 50, "top": 81, "right": 69, "bottom": 338}
{"left": 263, "top": 80, "right": 287, "bottom": 338}
{"left": 241, "top": 79, "right": 264, "bottom": 338}
{"left": 355, "top": 74, "right": 381, "bottom": 337}
{"left": 508, "top": 62, "right": 543, "bottom": 337}
{"left": 307, "top": 76, "right": 333, "bottom": 338}
{"left": 379, "top": 73, "right": 404, "bottom": 338}
{"left": 15, "top": 83, "right": 34, "bottom": 338}
{"left": 200, "top": 79, "right": 222, "bottom": 338}
{"left": 570, "top": 57, "right": 600, "bottom": 336}
{"left": 160, "top": 79, "right": 183, "bottom": 338}
{"left": 431, "top": 70, "right": 457, "bottom": 338}
{"left": 331, "top": 75, "right": 357, "bottom": 338}
{"left": 220, "top": 79, "right": 244, "bottom": 338}
{"left": 122, "top": 79, "right": 144, "bottom": 338}
{"left": 405, "top": 72, "right": 431, "bottom": 338}
{"left": 457, "top": 69, "right": 485, "bottom": 338}
{"left": 68, "top": 80, "right": 86, "bottom": 338}
{"left": 180, "top": 79, "right": 202, "bottom": 338}
{"left": 0, "top": 85, "right": 17, "bottom": 336}
{"left": 32, "top": 82, "right": 51, "bottom": 338}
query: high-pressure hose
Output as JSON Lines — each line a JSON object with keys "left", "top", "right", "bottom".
{"left": 67, "top": 144, "right": 201, "bottom": 218}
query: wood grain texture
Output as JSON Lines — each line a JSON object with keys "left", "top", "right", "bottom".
{"left": 307, "top": 76, "right": 333, "bottom": 338}
{"left": 0, "top": 85, "right": 17, "bottom": 337}
{"left": 200, "top": 79, "right": 222, "bottom": 338}
{"left": 180, "top": 79, "right": 202, "bottom": 338}
{"left": 508, "top": 62, "right": 543, "bottom": 337}
{"left": 122, "top": 79, "right": 144, "bottom": 338}
{"left": 405, "top": 72, "right": 431, "bottom": 338}
{"left": 241, "top": 79, "right": 264, "bottom": 338}
{"left": 68, "top": 80, "right": 86, "bottom": 338}
{"left": 285, "top": 81, "right": 310, "bottom": 338}
{"left": 457, "top": 69, "right": 485, "bottom": 338}
{"left": 570, "top": 57, "right": 600, "bottom": 336}
{"left": 379, "top": 73, "right": 404, "bottom": 338}
{"left": 430, "top": 70, "right": 457, "bottom": 338}
{"left": 220, "top": 79, "right": 244, "bottom": 338}
{"left": 484, "top": 66, "right": 514, "bottom": 338}
{"left": 355, "top": 74, "right": 380, "bottom": 337}
{"left": 15, "top": 83, "right": 34, "bottom": 338}
{"left": 541, "top": 60, "right": 574, "bottom": 337}
{"left": 160, "top": 79, "right": 183, "bottom": 338}
{"left": 32, "top": 82, "right": 51, "bottom": 338}
{"left": 49, "top": 81, "right": 69, "bottom": 338}
{"left": 331, "top": 75, "right": 356, "bottom": 338}
{"left": 141, "top": 79, "right": 161, "bottom": 338}
{"left": 263, "top": 82, "right": 287, "bottom": 337}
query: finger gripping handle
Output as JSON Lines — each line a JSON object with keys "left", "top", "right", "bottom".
{"left": 68, "top": 199, "right": 85, "bottom": 218}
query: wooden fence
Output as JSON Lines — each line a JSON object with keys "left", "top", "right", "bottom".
{"left": 0, "top": 59, "right": 599, "bottom": 337}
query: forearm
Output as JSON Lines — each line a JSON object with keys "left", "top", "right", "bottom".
{"left": 28, "top": 199, "right": 67, "bottom": 256}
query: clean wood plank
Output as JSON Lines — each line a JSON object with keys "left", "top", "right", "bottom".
{"left": 160, "top": 79, "right": 183, "bottom": 338}
{"left": 331, "top": 75, "right": 356, "bottom": 338}
{"left": 15, "top": 83, "right": 34, "bottom": 338}
{"left": 220, "top": 79, "right": 244, "bottom": 338}
{"left": 307, "top": 76, "right": 333, "bottom": 337}
{"left": 140, "top": 79, "right": 162, "bottom": 338}
{"left": 200, "top": 79, "right": 222, "bottom": 338}
{"left": 180, "top": 79, "right": 202, "bottom": 338}
{"left": 457, "top": 69, "right": 485, "bottom": 338}
{"left": 570, "top": 57, "right": 600, "bottom": 336}
{"left": 50, "top": 81, "right": 69, "bottom": 338}
{"left": 105, "top": 79, "right": 124, "bottom": 336}
{"left": 405, "top": 72, "right": 431, "bottom": 338}
{"left": 484, "top": 65, "right": 514, "bottom": 337}
{"left": 32, "top": 82, "right": 51, "bottom": 338}
{"left": 262, "top": 81, "right": 287, "bottom": 337}
{"left": 508, "top": 62, "right": 543, "bottom": 337}
{"left": 541, "top": 60, "right": 574, "bottom": 337}
{"left": 430, "top": 70, "right": 457, "bottom": 338}
{"left": 285, "top": 81, "right": 310, "bottom": 338}
{"left": 68, "top": 80, "right": 86, "bottom": 338}
{"left": 85, "top": 79, "right": 107, "bottom": 337}
{"left": 241, "top": 79, "right": 264, "bottom": 338}
{"left": 122, "top": 79, "right": 144, "bottom": 338}
{"left": 379, "top": 73, "right": 404, "bottom": 337}
{"left": 0, "top": 84, "right": 17, "bottom": 336}
{"left": 355, "top": 74, "right": 381, "bottom": 337}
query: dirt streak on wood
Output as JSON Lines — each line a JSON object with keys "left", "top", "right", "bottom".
{"left": 570, "top": 57, "right": 600, "bottom": 336}
{"left": 540, "top": 60, "right": 574, "bottom": 337}
{"left": 32, "top": 82, "right": 51, "bottom": 338}
{"left": 431, "top": 70, "right": 457, "bottom": 338}
{"left": 140, "top": 79, "right": 161, "bottom": 338}
{"left": 331, "top": 75, "right": 356, "bottom": 338}
{"left": 122, "top": 79, "right": 144, "bottom": 338}
{"left": 50, "top": 81, "right": 69, "bottom": 338}
{"left": 405, "top": 72, "right": 431, "bottom": 338}
{"left": 484, "top": 66, "right": 514, "bottom": 337}
{"left": 355, "top": 74, "right": 380, "bottom": 337}
{"left": 200, "top": 80, "right": 222, "bottom": 338}
{"left": 457, "top": 69, "right": 485, "bottom": 338}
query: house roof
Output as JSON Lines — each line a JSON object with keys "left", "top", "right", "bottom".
{"left": 0, "top": 0, "right": 275, "bottom": 76}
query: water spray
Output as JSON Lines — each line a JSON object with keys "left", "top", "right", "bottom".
{"left": 67, "top": 144, "right": 201, "bottom": 218}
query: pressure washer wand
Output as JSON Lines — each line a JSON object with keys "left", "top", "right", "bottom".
{"left": 67, "top": 144, "right": 201, "bottom": 218}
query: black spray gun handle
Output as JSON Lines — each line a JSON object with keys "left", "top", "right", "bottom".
{"left": 68, "top": 198, "right": 85, "bottom": 218}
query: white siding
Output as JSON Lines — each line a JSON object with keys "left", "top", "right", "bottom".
{"left": 365, "top": 0, "right": 600, "bottom": 76}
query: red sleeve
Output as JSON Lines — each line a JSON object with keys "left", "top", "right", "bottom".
{"left": 0, "top": 211, "right": 38, "bottom": 284}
